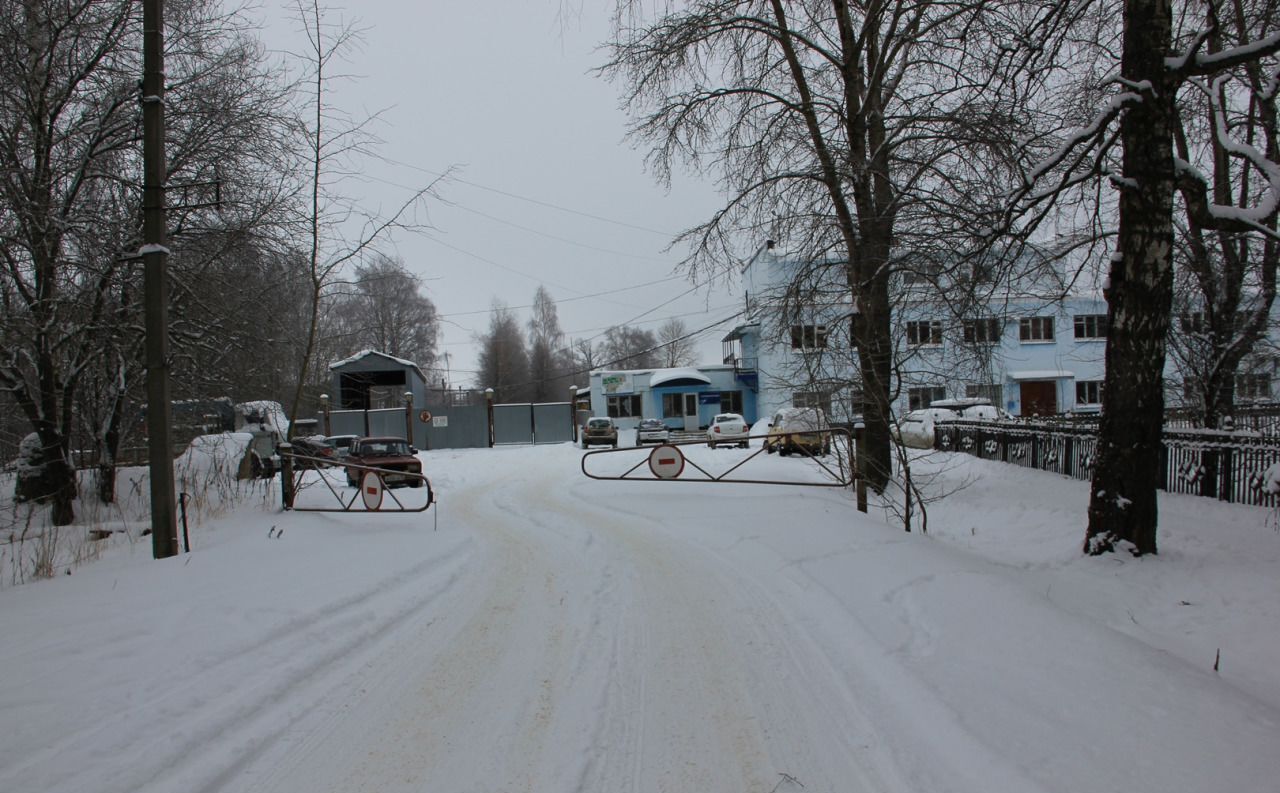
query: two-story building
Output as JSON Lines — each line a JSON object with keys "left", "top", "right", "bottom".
{"left": 727, "top": 246, "right": 1114, "bottom": 419}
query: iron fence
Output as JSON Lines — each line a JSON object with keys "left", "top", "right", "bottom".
{"left": 934, "top": 420, "right": 1280, "bottom": 508}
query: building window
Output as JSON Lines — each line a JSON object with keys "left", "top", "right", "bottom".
{"left": 966, "top": 383, "right": 1002, "bottom": 403}
{"left": 908, "top": 386, "right": 947, "bottom": 410}
{"left": 1073, "top": 314, "right": 1107, "bottom": 339}
{"left": 793, "top": 391, "right": 832, "bottom": 414}
{"left": 902, "top": 259, "right": 944, "bottom": 285}
{"left": 1075, "top": 380, "right": 1103, "bottom": 405}
{"left": 719, "top": 390, "right": 743, "bottom": 414}
{"left": 790, "top": 324, "right": 829, "bottom": 350}
{"left": 1019, "top": 316, "right": 1055, "bottom": 342}
{"left": 1237, "top": 372, "right": 1272, "bottom": 401}
{"left": 906, "top": 320, "right": 943, "bottom": 347}
{"left": 962, "top": 318, "right": 1002, "bottom": 344}
{"left": 606, "top": 394, "right": 642, "bottom": 418}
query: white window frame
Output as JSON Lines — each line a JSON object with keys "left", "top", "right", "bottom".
{"left": 1019, "top": 316, "right": 1055, "bottom": 343}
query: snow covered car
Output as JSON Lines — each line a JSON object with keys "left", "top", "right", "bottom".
{"left": 707, "top": 412, "right": 749, "bottom": 448}
{"left": 581, "top": 417, "right": 618, "bottom": 448}
{"left": 893, "top": 407, "right": 961, "bottom": 449}
{"left": 764, "top": 408, "right": 831, "bottom": 455}
{"left": 929, "top": 397, "right": 1012, "bottom": 421}
{"left": 323, "top": 434, "right": 360, "bottom": 460}
{"left": 287, "top": 435, "right": 336, "bottom": 469}
{"left": 635, "top": 418, "right": 670, "bottom": 445}
{"left": 344, "top": 436, "right": 424, "bottom": 488}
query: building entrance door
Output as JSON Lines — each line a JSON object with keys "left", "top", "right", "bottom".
{"left": 683, "top": 393, "right": 699, "bottom": 431}
{"left": 1020, "top": 380, "right": 1058, "bottom": 416}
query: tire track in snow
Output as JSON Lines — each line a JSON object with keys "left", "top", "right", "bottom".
{"left": 10, "top": 532, "right": 474, "bottom": 793}
{"left": 242, "top": 470, "right": 618, "bottom": 793}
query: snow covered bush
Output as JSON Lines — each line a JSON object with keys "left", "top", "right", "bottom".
{"left": 13, "top": 433, "right": 54, "bottom": 504}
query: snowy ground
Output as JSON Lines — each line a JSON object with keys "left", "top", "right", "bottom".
{"left": 1, "top": 440, "right": 1278, "bottom": 793}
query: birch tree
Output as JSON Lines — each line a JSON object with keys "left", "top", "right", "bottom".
{"left": 1006, "top": 0, "right": 1280, "bottom": 554}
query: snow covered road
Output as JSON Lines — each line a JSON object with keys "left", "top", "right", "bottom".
{"left": 3, "top": 443, "right": 1279, "bottom": 793}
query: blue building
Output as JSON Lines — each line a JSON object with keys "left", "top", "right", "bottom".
{"left": 587, "top": 365, "right": 758, "bottom": 433}
{"left": 728, "top": 248, "right": 1114, "bottom": 419}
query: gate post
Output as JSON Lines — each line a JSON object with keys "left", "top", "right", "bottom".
{"left": 485, "top": 388, "right": 495, "bottom": 448}
{"left": 403, "top": 391, "right": 414, "bottom": 447}
{"left": 320, "top": 393, "right": 331, "bottom": 436}
{"left": 570, "top": 386, "right": 579, "bottom": 443}
{"left": 279, "top": 443, "right": 294, "bottom": 510}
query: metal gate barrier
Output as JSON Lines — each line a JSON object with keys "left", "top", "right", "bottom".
{"left": 580, "top": 428, "right": 856, "bottom": 488}
{"left": 277, "top": 445, "right": 435, "bottom": 515}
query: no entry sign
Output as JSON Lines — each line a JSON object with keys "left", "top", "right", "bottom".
{"left": 360, "top": 471, "right": 384, "bottom": 510}
{"left": 648, "top": 444, "right": 685, "bottom": 479}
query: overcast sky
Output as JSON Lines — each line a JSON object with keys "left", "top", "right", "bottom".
{"left": 256, "top": 2, "right": 745, "bottom": 389}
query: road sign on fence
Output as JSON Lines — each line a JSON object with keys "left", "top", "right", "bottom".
{"left": 648, "top": 444, "right": 686, "bottom": 479}
{"left": 360, "top": 471, "right": 384, "bottom": 511}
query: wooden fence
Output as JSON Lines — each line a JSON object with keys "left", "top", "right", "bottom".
{"left": 934, "top": 420, "right": 1280, "bottom": 508}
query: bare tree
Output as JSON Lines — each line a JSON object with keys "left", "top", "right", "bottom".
{"left": 1005, "top": 0, "right": 1280, "bottom": 555}
{"left": 477, "top": 302, "right": 530, "bottom": 402}
{"left": 329, "top": 253, "right": 439, "bottom": 370}
{"left": 569, "top": 336, "right": 602, "bottom": 377}
{"left": 0, "top": 0, "right": 300, "bottom": 519}
{"left": 527, "top": 286, "right": 571, "bottom": 401}
{"left": 656, "top": 318, "right": 698, "bottom": 367}
{"left": 600, "top": 325, "right": 659, "bottom": 370}
{"left": 282, "top": 0, "right": 443, "bottom": 435}
{"left": 605, "top": 1, "right": 1080, "bottom": 493}
{"left": 1166, "top": 0, "right": 1279, "bottom": 445}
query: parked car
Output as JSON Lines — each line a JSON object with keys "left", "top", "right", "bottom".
{"left": 707, "top": 413, "right": 750, "bottom": 448}
{"left": 893, "top": 407, "right": 963, "bottom": 449}
{"left": 288, "top": 435, "right": 336, "bottom": 469}
{"left": 635, "top": 418, "right": 670, "bottom": 446}
{"left": 344, "top": 436, "right": 423, "bottom": 488}
{"left": 764, "top": 407, "right": 831, "bottom": 455}
{"left": 323, "top": 434, "right": 361, "bottom": 460}
{"left": 929, "top": 397, "right": 1012, "bottom": 421}
{"left": 581, "top": 417, "right": 618, "bottom": 448}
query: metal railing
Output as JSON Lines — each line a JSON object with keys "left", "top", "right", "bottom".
{"left": 933, "top": 420, "right": 1280, "bottom": 507}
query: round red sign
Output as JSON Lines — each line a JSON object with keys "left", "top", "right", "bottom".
{"left": 360, "top": 471, "right": 384, "bottom": 511}
{"left": 648, "top": 444, "right": 685, "bottom": 480}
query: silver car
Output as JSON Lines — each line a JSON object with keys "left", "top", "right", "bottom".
{"left": 635, "top": 418, "right": 670, "bottom": 445}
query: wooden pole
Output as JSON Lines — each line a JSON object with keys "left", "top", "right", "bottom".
{"left": 143, "top": 0, "right": 177, "bottom": 558}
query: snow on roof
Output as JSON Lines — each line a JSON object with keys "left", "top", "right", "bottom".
{"left": 328, "top": 349, "right": 425, "bottom": 376}
{"left": 648, "top": 367, "right": 712, "bottom": 387}
{"left": 1008, "top": 370, "right": 1075, "bottom": 380}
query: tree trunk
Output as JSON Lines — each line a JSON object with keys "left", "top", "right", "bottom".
{"left": 1085, "top": 0, "right": 1175, "bottom": 556}
{"left": 853, "top": 259, "right": 894, "bottom": 494}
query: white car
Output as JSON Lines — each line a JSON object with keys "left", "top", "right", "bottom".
{"left": 894, "top": 407, "right": 962, "bottom": 449}
{"left": 707, "top": 412, "right": 749, "bottom": 448}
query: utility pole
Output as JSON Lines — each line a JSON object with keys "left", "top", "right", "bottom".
{"left": 143, "top": 0, "right": 178, "bottom": 558}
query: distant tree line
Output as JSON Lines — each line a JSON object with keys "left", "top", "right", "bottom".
{"left": 475, "top": 285, "right": 699, "bottom": 403}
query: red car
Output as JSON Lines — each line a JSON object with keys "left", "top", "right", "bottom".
{"left": 344, "top": 436, "right": 424, "bottom": 488}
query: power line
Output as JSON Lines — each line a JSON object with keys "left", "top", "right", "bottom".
{"left": 354, "top": 171, "right": 687, "bottom": 264}
{"left": 380, "top": 157, "right": 678, "bottom": 237}
{"left": 438, "top": 275, "right": 686, "bottom": 319}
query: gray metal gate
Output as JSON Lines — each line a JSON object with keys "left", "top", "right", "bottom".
{"left": 415, "top": 403, "right": 489, "bottom": 450}
{"left": 493, "top": 402, "right": 573, "bottom": 445}
{"left": 321, "top": 401, "right": 570, "bottom": 450}
{"left": 368, "top": 408, "right": 405, "bottom": 437}
{"left": 533, "top": 402, "right": 573, "bottom": 444}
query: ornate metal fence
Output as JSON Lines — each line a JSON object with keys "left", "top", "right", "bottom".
{"left": 934, "top": 420, "right": 1280, "bottom": 508}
